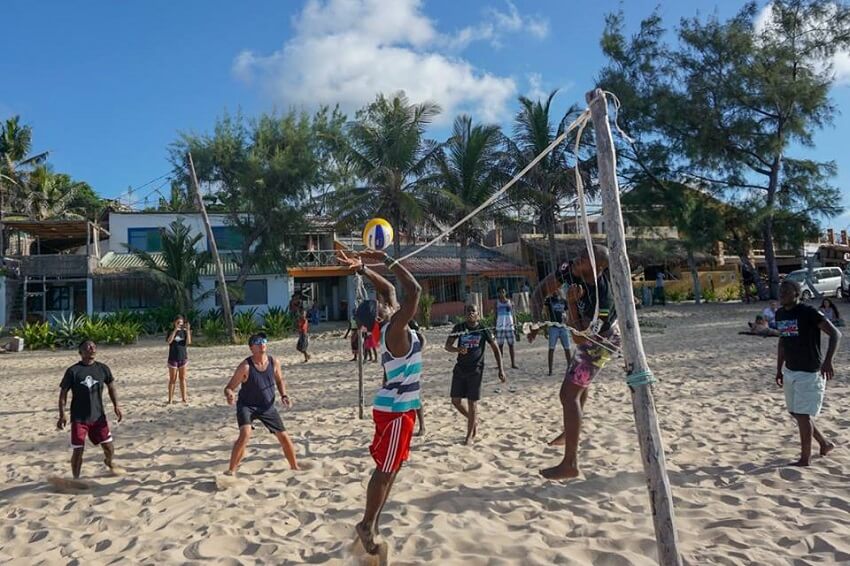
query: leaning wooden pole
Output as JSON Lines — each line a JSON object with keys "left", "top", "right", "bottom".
{"left": 586, "top": 88, "right": 683, "bottom": 566}
{"left": 188, "top": 152, "right": 237, "bottom": 344}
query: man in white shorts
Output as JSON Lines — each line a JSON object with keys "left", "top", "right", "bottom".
{"left": 775, "top": 280, "right": 840, "bottom": 467}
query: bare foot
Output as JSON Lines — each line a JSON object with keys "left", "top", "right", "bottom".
{"left": 790, "top": 459, "right": 811, "bottom": 467}
{"left": 511, "top": 364, "right": 519, "bottom": 369}
{"left": 355, "top": 521, "right": 379, "bottom": 555}
{"left": 547, "top": 432, "right": 566, "bottom": 446}
{"left": 820, "top": 442, "right": 835, "bottom": 457}
{"left": 290, "top": 465, "right": 302, "bottom": 471}
{"left": 224, "top": 469, "right": 236, "bottom": 477}
{"left": 415, "top": 428, "right": 425, "bottom": 437}
{"left": 540, "top": 462, "right": 580, "bottom": 480}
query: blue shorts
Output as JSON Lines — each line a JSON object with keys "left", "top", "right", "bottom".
{"left": 783, "top": 370, "right": 825, "bottom": 416}
{"left": 548, "top": 326, "right": 571, "bottom": 350}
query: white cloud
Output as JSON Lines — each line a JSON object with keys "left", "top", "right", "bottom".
{"left": 449, "top": 1, "right": 549, "bottom": 50}
{"left": 754, "top": 3, "right": 850, "bottom": 85}
{"left": 232, "top": 0, "right": 552, "bottom": 123}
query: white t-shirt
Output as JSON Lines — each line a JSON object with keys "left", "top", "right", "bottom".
{"left": 762, "top": 307, "right": 776, "bottom": 324}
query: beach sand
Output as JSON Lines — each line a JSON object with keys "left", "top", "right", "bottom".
{"left": 1, "top": 302, "right": 849, "bottom": 565}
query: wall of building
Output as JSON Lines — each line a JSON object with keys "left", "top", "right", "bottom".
{"left": 196, "top": 274, "right": 290, "bottom": 317}
{"left": 107, "top": 212, "right": 230, "bottom": 252}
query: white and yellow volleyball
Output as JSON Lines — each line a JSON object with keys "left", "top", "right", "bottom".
{"left": 362, "top": 218, "right": 394, "bottom": 250}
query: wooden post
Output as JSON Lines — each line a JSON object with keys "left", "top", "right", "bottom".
{"left": 188, "top": 153, "right": 237, "bottom": 344}
{"left": 357, "top": 327, "right": 365, "bottom": 420}
{"left": 586, "top": 88, "right": 683, "bottom": 566}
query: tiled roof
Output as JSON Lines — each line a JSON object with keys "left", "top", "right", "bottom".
{"left": 96, "top": 252, "right": 278, "bottom": 277}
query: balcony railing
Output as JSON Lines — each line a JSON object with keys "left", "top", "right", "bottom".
{"left": 18, "top": 254, "right": 98, "bottom": 278}
{"left": 292, "top": 250, "right": 341, "bottom": 267}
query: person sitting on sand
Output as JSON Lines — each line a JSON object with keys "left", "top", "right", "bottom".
{"left": 743, "top": 315, "right": 780, "bottom": 337}
{"left": 58, "top": 340, "right": 123, "bottom": 479}
{"left": 762, "top": 301, "right": 779, "bottom": 329}
{"left": 338, "top": 248, "right": 422, "bottom": 557}
{"left": 445, "top": 303, "right": 507, "bottom": 444}
{"left": 527, "top": 245, "right": 620, "bottom": 478}
{"left": 223, "top": 332, "right": 299, "bottom": 476}
{"left": 819, "top": 298, "right": 843, "bottom": 327}
{"left": 775, "top": 280, "right": 840, "bottom": 467}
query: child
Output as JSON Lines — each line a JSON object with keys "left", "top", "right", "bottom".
{"left": 296, "top": 310, "right": 310, "bottom": 362}
{"left": 775, "top": 280, "right": 840, "bottom": 466}
{"left": 58, "top": 340, "right": 124, "bottom": 479}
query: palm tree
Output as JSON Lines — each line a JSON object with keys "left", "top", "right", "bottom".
{"left": 128, "top": 218, "right": 211, "bottom": 313}
{"left": 0, "top": 116, "right": 49, "bottom": 254}
{"left": 505, "top": 91, "right": 587, "bottom": 273}
{"left": 431, "top": 115, "right": 505, "bottom": 300}
{"left": 20, "top": 166, "right": 87, "bottom": 220}
{"left": 338, "top": 92, "right": 441, "bottom": 259}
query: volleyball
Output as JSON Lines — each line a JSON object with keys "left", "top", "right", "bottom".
{"left": 362, "top": 218, "right": 393, "bottom": 250}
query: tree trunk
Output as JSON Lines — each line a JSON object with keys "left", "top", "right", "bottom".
{"left": 546, "top": 208, "right": 559, "bottom": 274}
{"left": 188, "top": 153, "right": 236, "bottom": 343}
{"left": 459, "top": 235, "right": 468, "bottom": 302}
{"left": 763, "top": 155, "right": 782, "bottom": 299}
{"left": 687, "top": 249, "right": 702, "bottom": 305}
{"left": 738, "top": 254, "right": 770, "bottom": 300}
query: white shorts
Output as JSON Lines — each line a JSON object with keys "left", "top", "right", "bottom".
{"left": 783, "top": 369, "right": 825, "bottom": 417}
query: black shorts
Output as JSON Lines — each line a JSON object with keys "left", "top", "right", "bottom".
{"left": 296, "top": 334, "right": 309, "bottom": 352}
{"left": 450, "top": 365, "right": 484, "bottom": 401}
{"left": 236, "top": 404, "right": 285, "bottom": 433}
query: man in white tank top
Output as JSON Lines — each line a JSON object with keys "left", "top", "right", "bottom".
{"left": 338, "top": 249, "right": 422, "bottom": 558}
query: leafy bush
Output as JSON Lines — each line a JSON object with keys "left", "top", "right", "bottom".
{"left": 701, "top": 287, "right": 718, "bottom": 302}
{"left": 201, "top": 317, "right": 226, "bottom": 342}
{"left": 52, "top": 313, "right": 87, "bottom": 348}
{"left": 263, "top": 310, "right": 294, "bottom": 338}
{"left": 234, "top": 308, "right": 260, "bottom": 338}
{"left": 721, "top": 286, "right": 741, "bottom": 302}
{"left": 418, "top": 294, "right": 435, "bottom": 328}
{"left": 21, "top": 321, "right": 56, "bottom": 350}
{"left": 666, "top": 289, "right": 687, "bottom": 303}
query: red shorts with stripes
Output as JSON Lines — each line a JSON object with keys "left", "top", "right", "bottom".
{"left": 369, "top": 409, "right": 416, "bottom": 473}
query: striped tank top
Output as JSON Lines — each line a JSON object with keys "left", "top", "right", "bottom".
{"left": 496, "top": 299, "right": 514, "bottom": 330}
{"left": 374, "top": 322, "right": 422, "bottom": 413}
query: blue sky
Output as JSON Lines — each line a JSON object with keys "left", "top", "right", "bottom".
{"left": 1, "top": 0, "right": 848, "bottom": 229}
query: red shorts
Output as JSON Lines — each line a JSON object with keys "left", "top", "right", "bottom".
{"left": 369, "top": 409, "right": 416, "bottom": 473}
{"left": 70, "top": 417, "right": 112, "bottom": 449}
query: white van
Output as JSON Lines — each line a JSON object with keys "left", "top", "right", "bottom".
{"left": 785, "top": 267, "right": 844, "bottom": 299}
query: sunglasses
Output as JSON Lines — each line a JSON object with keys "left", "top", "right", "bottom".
{"left": 250, "top": 338, "right": 268, "bottom": 346}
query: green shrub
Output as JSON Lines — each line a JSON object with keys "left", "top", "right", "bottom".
{"left": 234, "top": 308, "right": 260, "bottom": 338}
{"left": 721, "top": 286, "right": 741, "bottom": 302}
{"left": 666, "top": 289, "right": 686, "bottom": 303}
{"left": 52, "top": 313, "right": 87, "bottom": 348}
{"left": 201, "top": 317, "right": 226, "bottom": 342}
{"left": 701, "top": 287, "right": 718, "bottom": 302}
{"left": 418, "top": 294, "right": 435, "bottom": 328}
{"left": 21, "top": 321, "right": 56, "bottom": 350}
{"left": 263, "top": 310, "right": 293, "bottom": 338}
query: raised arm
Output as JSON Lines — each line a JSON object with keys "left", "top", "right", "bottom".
{"left": 186, "top": 322, "right": 192, "bottom": 346}
{"left": 385, "top": 257, "right": 421, "bottom": 357}
{"left": 224, "top": 362, "right": 249, "bottom": 405}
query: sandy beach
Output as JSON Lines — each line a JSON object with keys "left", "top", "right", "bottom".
{"left": 1, "top": 301, "right": 849, "bottom": 565}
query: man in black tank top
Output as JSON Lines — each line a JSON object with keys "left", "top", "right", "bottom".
{"left": 223, "top": 332, "right": 299, "bottom": 476}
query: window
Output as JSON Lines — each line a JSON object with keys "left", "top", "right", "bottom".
{"left": 47, "top": 286, "right": 71, "bottom": 311}
{"left": 211, "top": 226, "right": 244, "bottom": 251}
{"left": 428, "top": 277, "right": 460, "bottom": 303}
{"left": 128, "top": 228, "right": 162, "bottom": 252}
{"left": 216, "top": 279, "right": 268, "bottom": 306}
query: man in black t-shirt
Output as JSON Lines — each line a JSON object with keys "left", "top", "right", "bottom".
{"left": 58, "top": 340, "right": 123, "bottom": 479}
{"left": 529, "top": 244, "right": 620, "bottom": 479}
{"left": 775, "top": 280, "right": 840, "bottom": 467}
{"left": 445, "top": 304, "right": 507, "bottom": 445}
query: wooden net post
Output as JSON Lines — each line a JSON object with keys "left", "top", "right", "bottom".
{"left": 586, "top": 88, "right": 683, "bottom": 566}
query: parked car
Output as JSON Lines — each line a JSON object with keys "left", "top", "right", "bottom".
{"left": 785, "top": 267, "right": 844, "bottom": 299}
